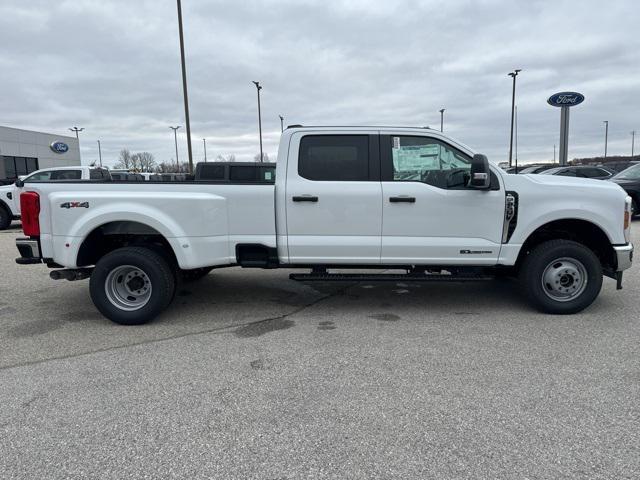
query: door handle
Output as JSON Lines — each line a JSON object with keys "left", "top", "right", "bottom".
{"left": 389, "top": 196, "right": 416, "bottom": 203}
{"left": 292, "top": 195, "right": 318, "bottom": 202}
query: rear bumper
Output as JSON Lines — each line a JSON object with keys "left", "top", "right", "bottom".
{"left": 614, "top": 243, "right": 633, "bottom": 271}
{"left": 15, "top": 237, "right": 42, "bottom": 264}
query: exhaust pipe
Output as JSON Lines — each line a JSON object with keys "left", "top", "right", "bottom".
{"left": 50, "top": 268, "right": 93, "bottom": 281}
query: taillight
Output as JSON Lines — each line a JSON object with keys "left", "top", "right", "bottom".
{"left": 20, "top": 191, "right": 40, "bottom": 236}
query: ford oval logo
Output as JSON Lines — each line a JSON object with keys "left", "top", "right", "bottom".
{"left": 50, "top": 141, "right": 69, "bottom": 154}
{"left": 547, "top": 91, "right": 585, "bottom": 107}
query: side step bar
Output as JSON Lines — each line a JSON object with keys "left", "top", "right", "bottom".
{"left": 289, "top": 272, "right": 494, "bottom": 282}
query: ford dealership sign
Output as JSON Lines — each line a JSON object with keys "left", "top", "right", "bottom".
{"left": 547, "top": 92, "right": 585, "bottom": 107}
{"left": 50, "top": 141, "right": 69, "bottom": 154}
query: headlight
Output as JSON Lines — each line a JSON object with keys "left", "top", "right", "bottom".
{"left": 624, "top": 196, "right": 632, "bottom": 242}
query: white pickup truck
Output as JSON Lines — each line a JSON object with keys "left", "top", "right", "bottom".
{"left": 0, "top": 166, "right": 110, "bottom": 229}
{"left": 15, "top": 127, "right": 633, "bottom": 325}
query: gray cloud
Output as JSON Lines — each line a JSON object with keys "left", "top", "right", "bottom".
{"left": 1, "top": 0, "right": 639, "bottom": 166}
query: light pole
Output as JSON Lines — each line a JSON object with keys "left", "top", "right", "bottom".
{"left": 514, "top": 105, "right": 518, "bottom": 172}
{"left": 97, "top": 140, "right": 102, "bottom": 167}
{"left": 632, "top": 130, "right": 636, "bottom": 157}
{"left": 175, "top": 0, "right": 193, "bottom": 174}
{"left": 203, "top": 138, "right": 207, "bottom": 162}
{"left": 69, "top": 126, "right": 84, "bottom": 140}
{"left": 554, "top": 144, "right": 556, "bottom": 163}
{"left": 279, "top": 115, "right": 284, "bottom": 133}
{"left": 439, "top": 108, "right": 445, "bottom": 132}
{"left": 507, "top": 69, "right": 521, "bottom": 167}
{"left": 603, "top": 121, "right": 609, "bottom": 158}
{"left": 169, "top": 126, "right": 181, "bottom": 172}
{"left": 252, "top": 81, "right": 263, "bottom": 162}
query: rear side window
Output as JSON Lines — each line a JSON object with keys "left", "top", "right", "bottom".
{"left": 50, "top": 170, "right": 82, "bottom": 180}
{"left": 299, "top": 135, "right": 369, "bottom": 181}
{"left": 198, "top": 164, "right": 226, "bottom": 181}
{"left": 229, "top": 166, "right": 256, "bottom": 181}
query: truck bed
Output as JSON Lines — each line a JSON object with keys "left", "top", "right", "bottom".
{"left": 27, "top": 182, "right": 276, "bottom": 269}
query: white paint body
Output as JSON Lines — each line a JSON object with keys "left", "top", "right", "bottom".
{"left": 23, "top": 128, "right": 630, "bottom": 269}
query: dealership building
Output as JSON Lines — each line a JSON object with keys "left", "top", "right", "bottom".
{"left": 0, "top": 126, "right": 81, "bottom": 181}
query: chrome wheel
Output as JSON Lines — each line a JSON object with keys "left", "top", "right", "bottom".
{"left": 105, "top": 265, "right": 152, "bottom": 311}
{"left": 541, "top": 257, "right": 588, "bottom": 302}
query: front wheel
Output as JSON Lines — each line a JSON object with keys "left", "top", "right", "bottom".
{"left": 90, "top": 247, "right": 176, "bottom": 325}
{"left": 519, "top": 239, "right": 602, "bottom": 314}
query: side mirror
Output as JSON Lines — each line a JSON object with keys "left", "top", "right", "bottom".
{"left": 468, "top": 154, "right": 491, "bottom": 189}
{"left": 14, "top": 179, "right": 24, "bottom": 188}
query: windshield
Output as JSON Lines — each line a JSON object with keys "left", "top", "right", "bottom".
{"left": 540, "top": 167, "right": 563, "bottom": 175}
{"left": 613, "top": 164, "right": 640, "bottom": 180}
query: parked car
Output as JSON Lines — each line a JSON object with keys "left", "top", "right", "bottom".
{"left": 0, "top": 166, "right": 110, "bottom": 230}
{"left": 540, "top": 166, "right": 615, "bottom": 180}
{"left": 598, "top": 160, "right": 640, "bottom": 173}
{"left": 609, "top": 163, "right": 640, "bottom": 216}
{"left": 14, "top": 126, "right": 633, "bottom": 324}
{"left": 517, "top": 164, "right": 557, "bottom": 174}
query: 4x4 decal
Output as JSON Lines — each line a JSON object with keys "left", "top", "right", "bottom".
{"left": 60, "top": 202, "right": 89, "bottom": 209}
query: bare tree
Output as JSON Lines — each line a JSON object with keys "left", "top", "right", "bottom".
{"left": 154, "top": 160, "right": 190, "bottom": 173}
{"left": 155, "top": 161, "right": 176, "bottom": 173}
{"left": 215, "top": 154, "right": 237, "bottom": 162}
{"left": 114, "top": 149, "right": 133, "bottom": 169}
{"left": 136, "top": 152, "right": 156, "bottom": 172}
{"left": 253, "top": 153, "right": 269, "bottom": 162}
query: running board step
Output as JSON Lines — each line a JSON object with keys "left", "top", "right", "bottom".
{"left": 289, "top": 273, "right": 494, "bottom": 282}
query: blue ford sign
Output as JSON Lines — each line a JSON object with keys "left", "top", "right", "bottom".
{"left": 50, "top": 141, "right": 69, "bottom": 154}
{"left": 547, "top": 92, "right": 585, "bottom": 107}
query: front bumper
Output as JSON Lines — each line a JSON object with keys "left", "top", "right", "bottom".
{"left": 614, "top": 243, "right": 633, "bottom": 271}
{"left": 15, "top": 237, "right": 42, "bottom": 264}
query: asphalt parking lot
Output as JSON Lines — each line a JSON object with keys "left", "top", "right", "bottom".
{"left": 1, "top": 221, "right": 639, "bottom": 479}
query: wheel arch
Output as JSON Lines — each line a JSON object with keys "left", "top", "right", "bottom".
{"left": 77, "top": 220, "right": 180, "bottom": 269}
{"left": 515, "top": 218, "right": 615, "bottom": 271}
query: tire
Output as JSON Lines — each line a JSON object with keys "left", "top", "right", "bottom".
{"left": 519, "top": 239, "right": 602, "bottom": 314}
{"left": 181, "top": 267, "right": 214, "bottom": 282}
{"left": 90, "top": 247, "right": 176, "bottom": 325}
{"left": 0, "top": 206, "right": 11, "bottom": 230}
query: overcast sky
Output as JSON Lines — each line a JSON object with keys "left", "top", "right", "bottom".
{"left": 2, "top": 0, "right": 639, "bottom": 167}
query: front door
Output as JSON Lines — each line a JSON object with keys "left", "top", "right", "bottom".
{"left": 285, "top": 132, "right": 382, "bottom": 264}
{"left": 380, "top": 134, "right": 505, "bottom": 265}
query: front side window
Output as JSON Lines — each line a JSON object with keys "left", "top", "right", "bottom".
{"left": 299, "top": 135, "right": 369, "bottom": 181}
{"left": 25, "top": 171, "right": 53, "bottom": 181}
{"left": 390, "top": 136, "right": 471, "bottom": 189}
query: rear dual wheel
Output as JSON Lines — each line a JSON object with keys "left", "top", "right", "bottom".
{"left": 90, "top": 247, "right": 176, "bottom": 325}
{"left": 0, "top": 206, "right": 11, "bottom": 230}
{"left": 519, "top": 239, "right": 602, "bottom": 314}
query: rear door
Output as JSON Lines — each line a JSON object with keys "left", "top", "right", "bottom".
{"left": 285, "top": 131, "right": 382, "bottom": 264}
{"left": 380, "top": 134, "right": 505, "bottom": 265}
